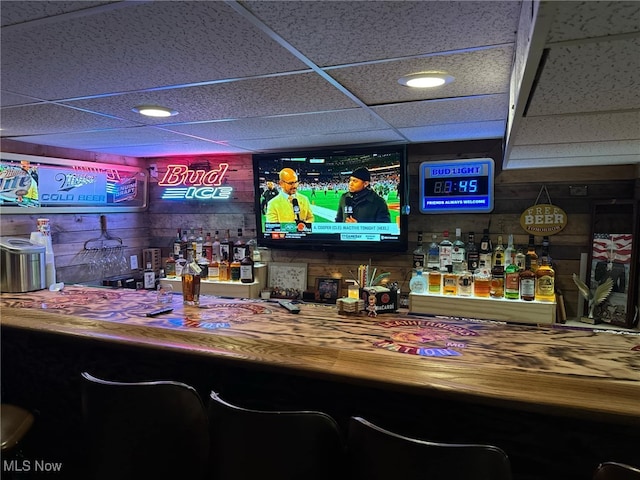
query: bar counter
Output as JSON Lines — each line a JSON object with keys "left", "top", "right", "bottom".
{"left": 2, "top": 285, "right": 639, "bottom": 424}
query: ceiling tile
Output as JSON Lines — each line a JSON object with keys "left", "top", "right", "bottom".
{"left": 1, "top": 1, "right": 307, "bottom": 99}
{"left": 243, "top": 0, "right": 521, "bottom": 66}
{"left": 327, "top": 46, "right": 513, "bottom": 105}
{"left": 60, "top": 73, "right": 359, "bottom": 123}
{"left": 1, "top": 103, "right": 140, "bottom": 136}
{"left": 526, "top": 38, "right": 640, "bottom": 116}
{"left": 399, "top": 121, "right": 505, "bottom": 143}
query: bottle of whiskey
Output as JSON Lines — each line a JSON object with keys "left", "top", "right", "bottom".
{"left": 438, "top": 230, "right": 453, "bottom": 272}
{"left": 218, "top": 253, "right": 230, "bottom": 281}
{"left": 428, "top": 269, "right": 442, "bottom": 294}
{"left": 212, "top": 231, "right": 221, "bottom": 262}
{"left": 203, "top": 232, "right": 212, "bottom": 263}
{"left": 173, "top": 229, "right": 182, "bottom": 258}
{"left": 490, "top": 258, "right": 505, "bottom": 298}
{"left": 465, "top": 232, "right": 479, "bottom": 272}
{"left": 526, "top": 235, "right": 539, "bottom": 273}
{"left": 451, "top": 228, "right": 466, "bottom": 273}
{"left": 535, "top": 247, "right": 555, "bottom": 302}
{"left": 473, "top": 265, "right": 491, "bottom": 298}
{"left": 195, "top": 228, "right": 204, "bottom": 260}
{"left": 515, "top": 247, "right": 526, "bottom": 270}
{"left": 479, "top": 229, "right": 493, "bottom": 268}
{"left": 519, "top": 255, "right": 536, "bottom": 301}
{"left": 220, "top": 230, "right": 231, "bottom": 264}
{"left": 230, "top": 256, "right": 241, "bottom": 282}
{"left": 492, "top": 235, "right": 505, "bottom": 269}
{"left": 504, "top": 261, "right": 520, "bottom": 300}
{"left": 165, "top": 254, "right": 176, "bottom": 279}
{"left": 426, "top": 234, "right": 440, "bottom": 271}
{"left": 208, "top": 253, "right": 220, "bottom": 281}
{"left": 234, "top": 228, "right": 246, "bottom": 261}
{"left": 240, "top": 250, "right": 255, "bottom": 284}
{"left": 442, "top": 265, "right": 458, "bottom": 296}
{"left": 175, "top": 253, "right": 186, "bottom": 277}
{"left": 181, "top": 253, "right": 201, "bottom": 306}
{"left": 412, "top": 232, "right": 426, "bottom": 271}
{"left": 457, "top": 262, "right": 473, "bottom": 297}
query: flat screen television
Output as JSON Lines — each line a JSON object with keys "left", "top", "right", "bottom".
{"left": 253, "top": 144, "right": 408, "bottom": 252}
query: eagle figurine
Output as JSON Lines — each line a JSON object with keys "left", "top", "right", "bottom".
{"left": 572, "top": 274, "right": 614, "bottom": 319}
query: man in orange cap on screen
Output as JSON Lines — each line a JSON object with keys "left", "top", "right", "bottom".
{"left": 266, "top": 168, "right": 314, "bottom": 224}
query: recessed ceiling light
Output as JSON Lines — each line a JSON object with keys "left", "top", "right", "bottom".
{"left": 398, "top": 72, "right": 454, "bottom": 88}
{"left": 132, "top": 105, "right": 178, "bottom": 117}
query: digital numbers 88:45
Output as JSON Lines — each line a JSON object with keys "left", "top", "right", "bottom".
{"left": 432, "top": 179, "right": 478, "bottom": 194}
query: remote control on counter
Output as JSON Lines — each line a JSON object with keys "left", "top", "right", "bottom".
{"left": 145, "top": 307, "right": 174, "bottom": 317}
{"left": 278, "top": 299, "right": 300, "bottom": 314}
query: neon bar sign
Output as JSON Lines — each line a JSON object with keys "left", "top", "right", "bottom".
{"left": 159, "top": 163, "right": 233, "bottom": 200}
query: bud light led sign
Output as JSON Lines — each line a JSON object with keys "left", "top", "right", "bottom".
{"left": 418, "top": 158, "right": 495, "bottom": 214}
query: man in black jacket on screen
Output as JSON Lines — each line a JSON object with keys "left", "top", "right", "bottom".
{"left": 335, "top": 167, "right": 391, "bottom": 223}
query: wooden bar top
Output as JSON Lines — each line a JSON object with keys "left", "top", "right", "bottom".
{"left": 1, "top": 286, "right": 639, "bottom": 424}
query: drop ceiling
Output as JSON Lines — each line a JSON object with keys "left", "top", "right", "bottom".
{"left": 1, "top": 1, "right": 638, "bottom": 169}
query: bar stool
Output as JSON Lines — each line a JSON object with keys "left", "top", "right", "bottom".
{"left": 594, "top": 462, "right": 640, "bottom": 480}
{"left": 1, "top": 404, "right": 34, "bottom": 452}
{"left": 81, "top": 372, "right": 209, "bottom": 480}
{"left": 347, "top": 416, "right": 512, "bottom": 480}
{"left": 207, "top": 391, "right": 345, "bottom": 480}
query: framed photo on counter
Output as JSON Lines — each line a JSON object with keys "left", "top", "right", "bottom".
{"left": 315, "top": 277, "right": 342, "bottom": 304}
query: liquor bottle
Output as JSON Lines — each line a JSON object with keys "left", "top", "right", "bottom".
{"left": 208, "top": 254, "right": 220, "bottom": 281}
{"left": 427, "top": 269, "right": 442, "bottom": 294}
{"left": 203, "top": 232, "right": 212, "bottom": 262}
{"left": 465, "top": 232, "right": 479, "bottom": 272}
{"left": 479, "top": 229, "right": 493, "bottom": 268}
{"left": 165, "top": 254, "right": 176, "bottom": 279}
{"left": 212, "top": 231, "right": 221, "bottom": 262}
{"left": 504, "top": 261, "right": 520, "bottom": 300}
{"left": 504, "top": 234, "right": 515, "bottom": 267}
{"left": 180, "top": 229, "right": 189, "bottom": 258}
{"left": 219, "top": 230, "right": 231, "bottom": 264}
{"left": 195, "top": 228, "right": 204, "bottom": 260}
{"left": 234, "top": 228, "right": 246, "bottom": 261}
{"left": 457, "top": 262, "right": 473, "bottom": 297}
{"left": 218, "top": 253, "right": 230, "bottom": 281}
{"left": 492, "top": 235, "right": 505, "bottom": 269}
{"left": 197, "top": 255, "right": 209, "bottom": 280}
{"left": 181, "top": 253, "right": 201, "bottom": 306}
{"left": 515, "top": 247, "right": 526, "bottom": 270}
{"left": 173, "top": 229, "right": 182, "bottom": 258}
{"left": 490, "top": 258, "right": 504, "bottom": 298}
{"left": 535, "top": 247, "right": 555, "bottom": 302}
{"left": 451, "top": 228, "right": 466, "bottom": 273}
{"left": 438, "top": 230, "right": 453, "bottom": 272}
{"left": 240, "top": 250, "right": 255, "bottom": 284}
{"left": 175, "top": 253, "right": 186, "bottom": 277}
{"left": 442, "top": 265, "right": 458, "bottom": 296}
{"left": 540, "top": 236, "right": 552, "bottom": 268}
{"left": 426, "top": 234, "right": 440, "bottom": 271}
{"left": 412, "top": 232, "right": 426, "bottom": 270}
{"left": 519, "top": 255, "right": 536, "bottom": 301}
{"left": 526, "top": 235, "right": 539, "bottom": 273}
{"left": 409, "top": 267, "right": 428, "bottom": 294}
{"left": 143, "top": 262, "right": 156, "bottom": 290}
{"left": 230, "top": 256, "right": 241, "bottom": 282}
{"left": 473, "top": 265, "right": 491, "bottom": 298}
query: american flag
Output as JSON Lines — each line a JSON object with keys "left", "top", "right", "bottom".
{"left": 592, "top": 233, "right": 633, "bottom": 264}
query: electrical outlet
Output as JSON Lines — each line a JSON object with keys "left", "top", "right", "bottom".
{"left": 130, "top": 255, "right": 138, "bottom": 270}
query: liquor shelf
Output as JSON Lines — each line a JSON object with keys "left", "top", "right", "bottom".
{"left": 409, "top": 292, "right": 556, "bottom": 325}
{"left": 160, "top": 263, "right": 266, "bottom": 299}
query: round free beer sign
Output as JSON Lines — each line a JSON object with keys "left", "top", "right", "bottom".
{"left": 519, "top": 203, "right": 568, "bottom": 235}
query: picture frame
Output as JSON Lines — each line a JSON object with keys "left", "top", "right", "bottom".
{"left": 268, "top": 262, "right": 307, "bottom": 299}
{"left": 315, "top": 277, "right": 342, "bottom": 304}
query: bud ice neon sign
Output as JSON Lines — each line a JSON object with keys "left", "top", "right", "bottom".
{"left": 159, "top": 163, "right": 233, "bottom": 200}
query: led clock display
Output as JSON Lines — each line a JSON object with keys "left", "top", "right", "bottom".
{"left": 419, "top": 158, "right": 494, "bottom": 214}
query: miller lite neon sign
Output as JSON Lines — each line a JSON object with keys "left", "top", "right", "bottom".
{"left": 159, "top": 163, "right": 233, "bottom": 200}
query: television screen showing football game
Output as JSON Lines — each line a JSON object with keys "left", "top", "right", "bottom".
{"left": 252, "top": 144, "right": 408, "bottom": 252}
